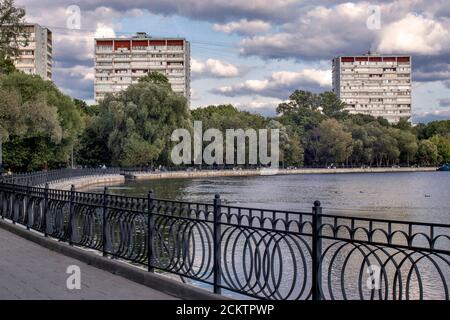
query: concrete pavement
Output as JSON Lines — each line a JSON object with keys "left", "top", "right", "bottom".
{"left": 0, "top": 227, "right": 176, "bottom": 300}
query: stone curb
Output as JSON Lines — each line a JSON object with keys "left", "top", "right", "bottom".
{"left": 0, "top": 219, "right": 229, "bottom": 300}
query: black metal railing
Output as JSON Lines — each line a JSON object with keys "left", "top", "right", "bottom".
{"left": 0, "top": 170, "right": 449, "bottom": 300}
{"left": 0, "top": 168, "right": 121, "bottom": 186}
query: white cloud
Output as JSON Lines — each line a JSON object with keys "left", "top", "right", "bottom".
{"left": 213, "top": 19, "right": 271, "bottom": 35}
{"left": 213, "top": 68, "right": 331, "bottom": 98}
{"left": 234, "top": 100, "right": 284, "bottom": 116}
{"left": 191, "top": 58, "right": 240, "bottom": 78}
{"left": 376, "top": 14, "right": 450, "bottom": 55}
{"left": 95, "top": 23, "right": 116, "bottom": 38}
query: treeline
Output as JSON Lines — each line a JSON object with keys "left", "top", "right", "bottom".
{"left": 190, "top": 92, "right": 450, "bottom": 168}
{"left": 273, "top": 90, "right": 450, "bottom": 167}
{"left": 2, "top": 68, "right": 450, "bottom": 171}
{"left": 1, "top": 61, "right": 450, "bottom": 170}
{"left": 75, "top": 79, "right": 450, "bottom": 168}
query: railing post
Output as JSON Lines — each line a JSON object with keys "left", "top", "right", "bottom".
{"left": 102, "top": 187, "right": 108, "bottom": 257}
{"left": 43, "top": 183, "right": 49, "bottom": 237}
{"left": 68, "top": 185, "right": 75, "bottom": 245}
{"left": 213, "top": 194, "right": 222, "bottom": 295}
{"left": 312, "top": 200, "right": 322, "bottom": 301}
{"left": 26, "top": 181, "right": 30, "bottom": 230}
{"left": 147, "top": 190, "right": 155, "bottom": 272}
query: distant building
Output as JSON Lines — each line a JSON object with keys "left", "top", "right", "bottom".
{"left": 332, "top": 52, "right": 411, "bottom": 123}
{"left": 94, "top": 32, "right": 190, "bottom": 104}
{"left": 4, "top": 23, "right": 53, "bottom": 81}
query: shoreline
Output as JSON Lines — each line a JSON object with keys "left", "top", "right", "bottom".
{"left": 46, "top": 166, "right": 439, "bottom": 190}
{"left": 127, "top": 166, "right": 438, "bottom": 181}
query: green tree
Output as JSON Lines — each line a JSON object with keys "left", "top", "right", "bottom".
{"left": 86, "top": 79, "right": 191, "bottom": 167}
{"left": 192, "top": 104, "right": 267, "bottom": 166}
{"left": 267, "top": 120, "right": 304, "bottom": 167}
{"left": 138, "top": 71, "right": 171, "bottom": 87}
{"left": 0, "top": 73, "right": 82, "bottom": 170}
{"left": 0, "top": 0, "right": 28, "bottom": 57}
{"left": 0, "top": 52, "right": 15, "bottom": 74}
{"left": 430, "top": 135, "right": 450, "bottom": 164}
{"left": 417, "top": 140, "right": 438, "bottom": 165}
{"left": 418, "top": 120, "right": 450, "bottom": 140}
{"left": 365, "top": 122, "right": 399, "bottom": 166}
{"left": 316, "top": 119, "right": 353, "bottom": 165}
{"left": 319, "top": 91, "right": 348, "bottom": 119}
{"left": 344, "top": 120, "right": 374, "bottom": 165}
{"left": 394, "top": 129, "right": 418, "bottom": 166}
{"left": 277, "top": 90, "right": 325, "bottom": 134}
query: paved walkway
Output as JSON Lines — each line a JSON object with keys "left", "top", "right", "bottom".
{"left": 0, "top": 228, "right": 176, "bottom": 300}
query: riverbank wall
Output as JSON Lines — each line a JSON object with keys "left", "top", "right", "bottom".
{"left": 48, "top": 174, "right": 125, "bottom": 190}
{"left": 127, "top": 167, "right": 438, "bottom": 181}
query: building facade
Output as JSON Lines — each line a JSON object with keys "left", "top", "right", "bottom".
{"left": 94, "top": 32, "right": 190, "bottom": 104}
{"left": 11, "top": 24, "right": 53, "bottom": 81}
{"left": 332, "top": 53, "right": 411, "bottom": 123}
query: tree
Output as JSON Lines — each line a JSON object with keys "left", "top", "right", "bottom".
{"left": 267, "top": 120, "right": 304, "bottom": 167}
{"left": 192, "top": 104, "right": 267, "bottom": 166}
{"left": 418, "top": 120, "right": 450, "bottom": 140}
{"left": 0, "top": 52, "right": 15, "bottom": 74}
{"left": 192, "top": 104, "right": 266, "bottom": 132}
{"left": 417, "top": 140, "right": 438, "bottom": 165}
{"left": 138, "top": 71, "right": 171, "bottom": 87}
{"left": 316, "top": 119, "right": 353, "bottom": 165}
{"left": 319, "top": 91, "right": 348, "bottom": 119}
{"left": 394, "top": 129, "right": 418, "bottom": 166}
{"left": 344, "top": 121, "right": 374, "bottom": 165}
{"left": 430, "top": 135, "right": 450, "bottom": 164}
{"left": 0, "top": 0, "right": 28, "bottom": 57}
{"left": 277, "top": 90, "right": 325, "bottom": 132}
{"left": 86, "top": 79, "right": 191, "bottom": 167}
{"left": 0, "top": 72, "right": 82, "bottom": 170}
{"left": 365, "top": 122, "right": 399, "bottom": 166}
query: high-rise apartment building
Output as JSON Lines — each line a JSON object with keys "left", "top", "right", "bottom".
{"left": 8, "top": 23, "right": 53, "bottom": 81}
{"left": 94, "top": 32, "right": 190, "bottom": 104}
{"left": 332, "top": 52, "right": 411, "bottom": 123}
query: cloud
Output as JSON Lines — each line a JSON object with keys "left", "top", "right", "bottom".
{"left": 191, "top": 58, "right": 240, "bottom": 78}
{"left": 439, "top": 98, "right": 450, "bottom": 108}
{"left": 234, "top": 100, "right": 283, "bottom": 116}
{"left": 213, "top": 19, "right": 271, "bottom": 36}
{"left": 212, "top": 69, "right": 331, "bottom": 98}
{"left": 95, "top": 23, "right": 117, "bottom": 38}
{"left": 239, "top": 2, "right": 375, "bottom": 61}
{"left": 413, "top": 110, "right": 450, "bottom": 123}
{"left": 53, "top": 64, "right": 94, "bottom": 100}
{"left": 17, "top": 0, "right": 301, "bottom": 23}
{"left": 14, "top": 0, "right": 450, "bottom": 105}
{"left": 376, "top": 14, "right": 450, "bottom": 55}
{"left": 238, "top": 1, "right": 450, "bottom": 84}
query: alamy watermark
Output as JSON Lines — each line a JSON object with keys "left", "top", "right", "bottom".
{"left": 366, "top": 265, "right": 381, "bottom": 290}
{"left": 171, "top": 121, "right": 280, "bottom": 174}
{"left": 366, "top": 5, "right": 381, "bottom": 30}
{"left": 66, "top": 5, "right": 81, "bottom": 30}
{"left": 66, "top": 265, "right": 81, "bottom": 290}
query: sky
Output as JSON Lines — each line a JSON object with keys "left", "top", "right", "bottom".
{"left": 15, "top": 0, "right": 450, "bottom": 123}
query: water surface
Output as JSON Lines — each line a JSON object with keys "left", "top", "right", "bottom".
{"left": 85, "top": 171, "right": 450, "bottom": 224}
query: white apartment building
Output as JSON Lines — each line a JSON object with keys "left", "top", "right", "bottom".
{"left": 94, "top": 32, "right": 190, "bottom": 104}
{"left": 9, "top": 23, "right": 53, "bottom": 81}
{"left": 332, "top": 53, "right": 411, "bottom": 123}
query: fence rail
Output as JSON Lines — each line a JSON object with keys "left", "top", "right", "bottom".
{"left": 0, "top": 169, "right": 449, "bottom": 300}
